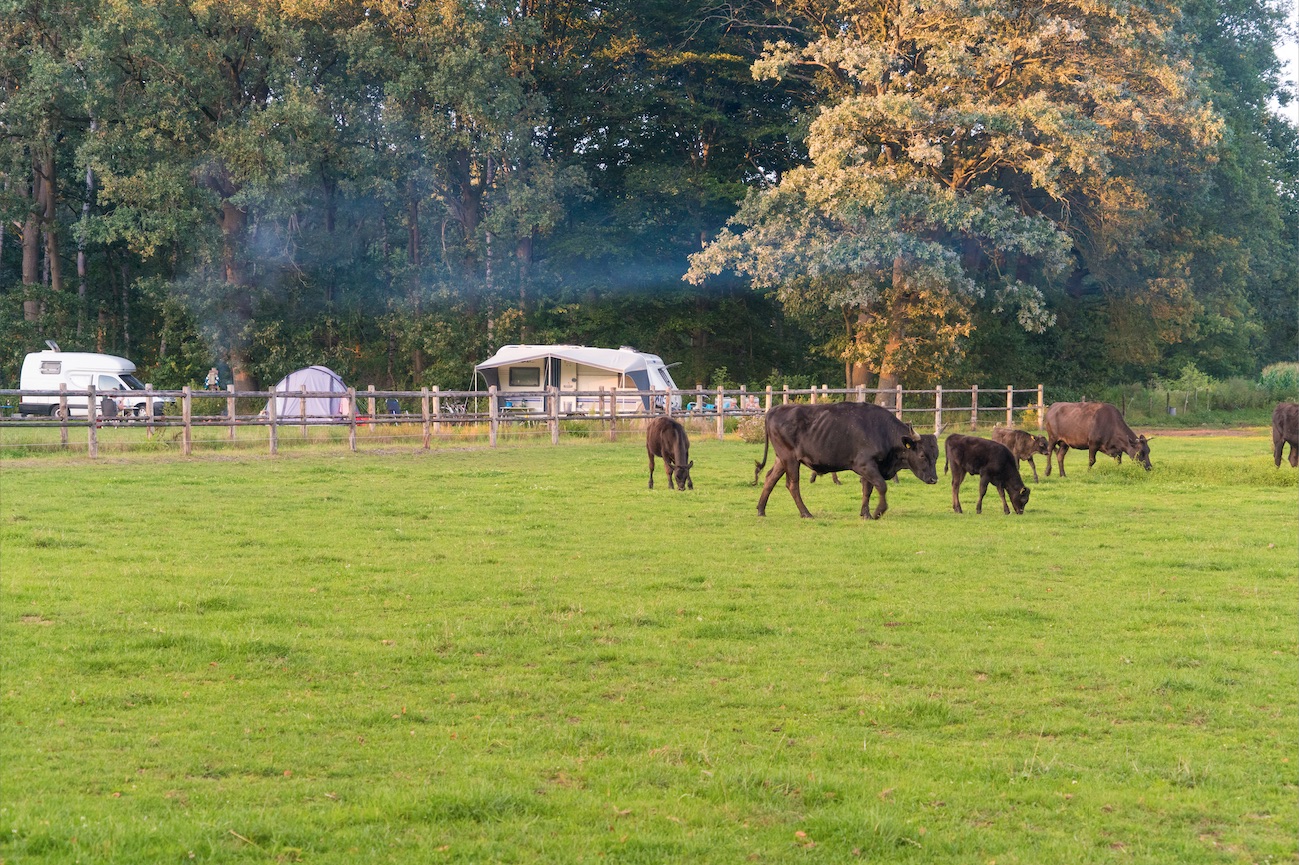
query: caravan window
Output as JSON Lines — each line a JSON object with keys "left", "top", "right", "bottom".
{"left": 509, "top": 367, "right": 541, "bottom": 387}
{"left": 120, "top": 374, "right": 145, "bottom": 390}
{"left": 40, "top": 361, "right": 61, "bottom": 375}
{"left": 98, "top": 375, "right": 122, "bottom": 391}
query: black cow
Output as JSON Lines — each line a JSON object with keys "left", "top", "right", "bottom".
{"left": 944, "top": 434, "right": 1030, "bottom": 515}
{"left": 646, "top": 416, "right": 694, "bottom": 490}
{"left": 1272, "top": 402, "right": 1299, "bottom": 468}
{"left": 752, "top": 402, "right": 938, "bottom": 519}
{"left": 991, "top": 426, "right": 1050, "bottom": 482}
{"left": 1044, "top": 401, "right": 1151, "bottom": 477}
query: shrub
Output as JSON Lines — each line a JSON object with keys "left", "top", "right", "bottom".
{"left": 1260, "top": 362, "right": 1299, "bottom": 399}
{"left": 736, "top": 415, "right": 766, "bottom": 444}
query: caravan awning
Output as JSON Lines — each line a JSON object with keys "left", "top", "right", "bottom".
{"left": 473, "top": 345, "right": 659, "bottom": 376}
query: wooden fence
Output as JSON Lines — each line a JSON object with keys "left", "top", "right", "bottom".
{"left": 0, "top": 383, "right": 1045, "bottom": 459}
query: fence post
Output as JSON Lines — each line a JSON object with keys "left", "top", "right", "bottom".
{"left": 782, "top": 384, "right": 789, "bottom": 405}
{"left": 421, "top": 387, "right": 431, "bottom": 449}
{"left": 301, "top": 384, "right": 309, "bottom": 439}
{"left": 856, "top": 384, "right": 865, "bottom": 403}
{"left": 895, "top": 384, "right": 903, "bottom": 420}
{"left": 145, "top": 384, "right": 154, "bottom": 441}
{"left": 87, "top": 385, "right": 98, "bottom": 459}
{"left": 268, "top": 388, "right": 278, "bottom": 456}
{"left": 182, "top": 385, "right": 192, "bottom": 456}
{"left": 739, "top": 385, "right": 747, "bottom": 414}
{"left": 58, "top": 383, "right": 69, "bottom": 448}
{"left": 347, "top": 387, "right": 357, "bottom": 452}
{"left": 935, "top": 385, "right": 943, "bottom": 434}
{"left": 610, "top": 386, "right": 619, "bottom": 442}
{"left": 367, "top": 384, "right": 376, "bottom": 431}
{"left": 823, "top": 384, "right": 829, "bottom": 403}
{"left": 549, "top": 385, "right": 560, "bottom": 444}
{"left": 716, "top": 386, "right": 725, "bottom": 441}
{"left": 432, "top": 386, "right": 441, "bottom": 436}
{"left": 810, "top": 386, "right": 817, "bottom": 405}
{"left": 1037, "top": 384, "right": 1045, "bottom": 429}
{"left": 695, "top": 385, "right": 704, "bottom": 417}
{"left": 226, "top": 384, "right": 236, "bottom": 441}
{"left": 765, "top": 385, "right": 773, "bottom": 412}
{"left": 1006, "top": 385, "right": 1014, "bottom": 428}
{"left": 489, "top": 385, "right": 499, "bottom": 447}
{"left": 971, "top": 385, "right": 979, "bottom": 431}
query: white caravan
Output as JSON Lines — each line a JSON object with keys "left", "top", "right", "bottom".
{"left": 473, "top": 344, "right": 681, "bottom": 414}
{"left": 19, "top": 347, "right": 170, "bottom": 418}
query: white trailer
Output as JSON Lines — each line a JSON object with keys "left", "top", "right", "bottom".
{"left": 473, "top": 345, "right": 681, "bottom": 414}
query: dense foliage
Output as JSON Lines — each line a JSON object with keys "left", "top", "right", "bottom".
{"left": 1, "top": 0, "right": 1294, "bottom": 391}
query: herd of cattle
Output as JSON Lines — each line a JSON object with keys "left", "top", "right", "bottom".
{"left": 645, "top": 400, "right": 1299, "bottom": 518}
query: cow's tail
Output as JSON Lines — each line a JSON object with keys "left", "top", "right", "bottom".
{"left": 752, "top": 422, "right": 770, "bottom": 486}
{"left": 943, "top": 436, "right": 950, "bottom": 475}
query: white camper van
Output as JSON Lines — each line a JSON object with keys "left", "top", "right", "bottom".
{"left": 19, "top": 347, "right": 169, "bottom": 418}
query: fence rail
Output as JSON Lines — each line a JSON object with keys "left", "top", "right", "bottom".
{"left": 0, "top": 383, "right": 1045, "bottom": 459}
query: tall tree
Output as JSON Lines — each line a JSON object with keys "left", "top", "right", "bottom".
{"left": 687, "top": 0, "right": 1222, "bottom": 393}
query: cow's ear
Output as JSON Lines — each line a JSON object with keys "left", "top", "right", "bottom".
{"left": 902, "top": 436, "right": 916, "bottom": 450}
{"left": 687, "top": 460, "right": 694, "bottom": 469}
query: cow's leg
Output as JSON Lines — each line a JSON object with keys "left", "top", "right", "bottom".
{"left": 832, "top": 473, "right": 842, "bottom": 485}
{"left": 1274, "top": 434, "right": 1284, "bottom": 467}
{"left": 1290, "top": 443, "right": 1298, "bottom": 467}
{"left": 995, "top": 480, "right": 1010, "bottom": 515}
{"left": 665, "top": 457, "right": 678, "bottom": 490}
{"left": 1045, "top": 437, "right": 1057, "bottom": 476}
{"left": 757, "top": 459, "right": 786, "bottom": 516}
{"left": 854, "top": 463, "right": 888, "bottom": 519}
{"left": 1055, "top": 443, "right": 1068, "bottom": 478}
{"left": 1027, "top": 456, "right": 1039, "bottom": 482}
{"left": 786, "top": 463, "right": 814, "bottom": 518}
{"left": 976, "top": 476, "right": 990, "bottom": 514}
{"left": 648, "top": 452, "right": 656, "bottom": 489}
{"left": 1088, "top": 447, "right": 1098, "bottom": 469}
{"left": 950, "top": 465, "right": 965, "bottom": 513}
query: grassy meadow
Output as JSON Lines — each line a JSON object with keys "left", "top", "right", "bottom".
{"left": 1, "top": 431, "right": 1296, "bottom": 863}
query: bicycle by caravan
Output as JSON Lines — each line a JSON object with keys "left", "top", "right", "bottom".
{"left": 19, "top": 343, "right": 172, "bottom": 418}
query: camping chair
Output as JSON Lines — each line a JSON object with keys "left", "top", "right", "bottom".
{"left": 385, "top": 398, "right": 400, "bottom": 414}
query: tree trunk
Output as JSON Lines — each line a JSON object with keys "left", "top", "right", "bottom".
{"left": 21, "top": 167, "right": 41, "bottom": 321}
{"left": 40, "top": 150, "right": 63, "bottom": 294}
{"left": 78, "top": 135, "right": 95, "bottom": 339}
{"left": 220, "top": 198, "right": 256, "bottom": 391}
{"left": 874, "top": 256, "right": 908, "bottom": 405}
{"left": 517, "top": 230, "right": 534, "bottom": 343}
{"left": 408, "top": 191, "right": 424, "bottom": 380}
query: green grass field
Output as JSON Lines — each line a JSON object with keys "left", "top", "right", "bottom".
{"left": 2, "top": 432, "right": 1296, "bottom": 863}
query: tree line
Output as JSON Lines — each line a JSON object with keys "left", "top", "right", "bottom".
{"left": 2, "top": 0, "right": 1295, "bottom": 394}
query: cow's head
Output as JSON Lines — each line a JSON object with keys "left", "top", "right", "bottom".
{"left": 901, "top": 434, "right": 939, "bottom": 484}
{"left": 1131, "top": 435, "right": 1152, "bottom": 470}
{"left": 1032, "top": 434, "right": 1049, "bottom": 455}
{"left": 1011, "top": 485, "right": 1031, "bottom": 514}
{"left": 674, "top": 459, "right": 694, "bottom": 491}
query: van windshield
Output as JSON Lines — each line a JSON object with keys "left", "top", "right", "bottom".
{"left": 120, "top": 374, "right": 146, "bottom": 390}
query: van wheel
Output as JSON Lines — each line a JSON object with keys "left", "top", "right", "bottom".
{"left": 133, "top": 403, "right": 147, "bottom": 418}
{"left": 49, "top": 405, "right": 66, "bottom": 421}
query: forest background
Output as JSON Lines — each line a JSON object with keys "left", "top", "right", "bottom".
{"left": 1, "top": 0, "right": 1296, "bottom": 396}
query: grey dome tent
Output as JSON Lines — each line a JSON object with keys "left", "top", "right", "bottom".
{"left": 266, "top": 366, "right": 349, "bottom": 422}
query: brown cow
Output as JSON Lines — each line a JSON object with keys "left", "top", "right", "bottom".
{"left": 1044, "top": 401, "right": 1151, "bottom": 477}
{"left": 753, "top": 402, "right": 938, "bottom": 519}
{"left": 991, "top": 425, "right": 1050, "bottom": 482}
{"left": 1272, "top": 402, "right": 1299, "bottom": 467}
{"left": 646, "top": 416, "right": 694, "bottom": 490}
{"left": 944, "top": 434, "right": 1031, "bottom": 514}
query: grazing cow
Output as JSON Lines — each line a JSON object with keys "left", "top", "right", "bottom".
{"left": 944, "top": 434, "right": 1030, "bottom": 515}
{"left": 1272, "top": 402, "right": 1299, "bottom": 468}
{"left": 646, "top": 416, "right": 694, "bottom": 490}
{"left": 991, "top": 425, "right": 1050, "bottom": 482}
{"left": 752, "top": 402, "right": 938, "bottom": 519}
{"left": 1044, "top": 401, "right": 1151, "bottom": 477}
